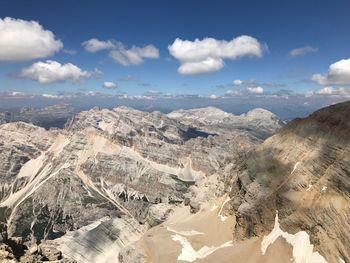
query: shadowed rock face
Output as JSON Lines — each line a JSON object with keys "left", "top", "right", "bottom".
{"left": 0, "top": 106, "right": 282, "bottom": 262}
{"left": 231, "top": 101, "right": 350, "bottom": 262}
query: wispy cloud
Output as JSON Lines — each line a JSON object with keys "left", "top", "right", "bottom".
{"left": 82, "top": 38, "right": 115, "bottom": 52}
{"left": 63, "top": 49, "right": 78, "bottom": 55}
{"left": 82, "top": 38, "right": 160, "bottom": 66}
{"left": 109, "top": 44, "right": 159, "bottom": 66}
{"left": 289, "top": 46, "right": 318, "bottom": 57}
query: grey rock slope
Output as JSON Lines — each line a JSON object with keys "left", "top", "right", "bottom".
{"left": 230, "top": 101, "right": 350, "bottom": 262}
{"left": 0, "top": 106, "right": 282, "bottom": 262}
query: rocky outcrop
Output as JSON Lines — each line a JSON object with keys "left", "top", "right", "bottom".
{"left": 118, "top": 243, "right": 147, "bottom": 263}
{"left": 146, "top": 203, "right": 173, "bottom": 227}
{"left": 231, "top": 101, "right": 350, "bottom": 262}
{"left": 0, "top": 224, "right": 74, "bottom": 263}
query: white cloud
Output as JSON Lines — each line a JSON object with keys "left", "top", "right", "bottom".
{"left": 0, "top": 17, "right": 63, "bottom": 61}
{"left": 19, "top": 60, "right": 97, "bottom": 84}
{"left": 178, "top": 57, "right": 224, "bottom": 75}
{"left": 247, "top": 86, "right": 264, "bottom": 94}
{"left": 289, "top": 46, "right": 318, "bottom": 57}
{"left": 318, "top": 87, "right": 350, "bottom": 96}
{"left": 317, "top": 86, "right": 334, "bottom": 95}
{"left": 82, "top": 38, "right": 160, "bottom": 65}
{"left": 225, "top": 90, "right": 239, "bottom": 96}
{"left": 168, "top": 35, "right": 265, "bottom": 75}
{"left": 233, "top": 79, "right": 243, "bottom": 85}
{"left": 311, "top": 58, "right": 350, "bottom": 85}
{"left": 103, "top": 81, "right": 117, "bottom": 89}
{"left": 209, "top": 94, "right": 219, "bottom": 99}
{"left": 42, "top": 93, "right": 60, "bottom": 99}
{"left": 306, "top": 86, "right": 350, "bottom": 97}
{"left": 109, "top": 44, "right": 159, "bottom": 66}
{"left": 82, "top": 38, "right": 115, "bottom": 52}
{"left": 10, "top": 91, "right": 26, "bottom": 97}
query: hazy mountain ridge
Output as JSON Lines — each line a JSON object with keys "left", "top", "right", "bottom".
{"left": 0, "top": 104, "right": 76, "bottom": 129}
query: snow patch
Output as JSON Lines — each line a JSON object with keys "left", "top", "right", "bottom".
{"left": 291, "top": 162, "right": 300, "bottom": 174}
{"left": 261, "top": 211, "right": 328, "bottom": 263}
{"left": 218, "top": 196, "right": 230, "bottom": 221}
{"left": 167, "top": 226, "right": 204, "bottom": 236}
{"left": 172, "top": 234, "right": 232, "bottom": 262}
{"left": 211, "top": 204, "right": 218, "bottom": 211}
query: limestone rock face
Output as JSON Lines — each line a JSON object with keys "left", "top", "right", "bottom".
{"left": 0, "top": 106, "right": 282, "bottom": 262}
{"left": 146, "top": 203, "right": 173, "bottom": 227}
{"left": 231, "top": 101, "right": 350, "bottom": 262}
{"left": 118, "top": 243, "right": 147, "bottom": 263}
{"left": 0, "top": 122, "right": 54, "bottom": 210}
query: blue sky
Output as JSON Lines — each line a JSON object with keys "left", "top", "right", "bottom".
{"left": 0, "top": 0, "right": 350, "bottom": 99}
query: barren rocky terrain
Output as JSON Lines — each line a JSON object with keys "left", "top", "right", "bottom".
{"left": 0, "top": 102, "right": 348, "bottom": 263}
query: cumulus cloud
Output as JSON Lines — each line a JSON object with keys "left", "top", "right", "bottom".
{"left": 233, "top": 79, "right": 243, "bottom": 85}
{"left": 82, "top": 38, "right": 160, "bottom": 65}
{"left": 109, "top": 44, "right": 159, "bottom": 66}
{"left": 168, "top": 35, "right": 265, "bottom": 75}
{"left": 247, "top": 86, "right": 264, "bottom": 94}
{"left": 317, "top": 86, "right": 349, "bottom": 96}
{"left": 289, "top": 46, "right": 318, "bottom": 57}
{"left": 178, "top": 57, "right": 224, "bottom": 75}
{"left": 0, "top": 17, "right": 63, "bottom": 61}
{"left": 103, "top": 81, "right": 117, "bottom": 89}
{"left": 19, "top": 60, "right": 98, "bottom": 84}
{"left": 305, "top": 86, "right": 350, "bottom": 97}
{"left": 311, "top": 58, "right": 350, "bottom": 85}
{"left": 317, "top": 86, "right": 334, "bottom": 95}
{"left": 82, "top": 38, "right": 115, "bottom": 52}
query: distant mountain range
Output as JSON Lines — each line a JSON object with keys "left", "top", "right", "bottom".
{"left": 0, "top": 104, "right": 76, "bottom": 129}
